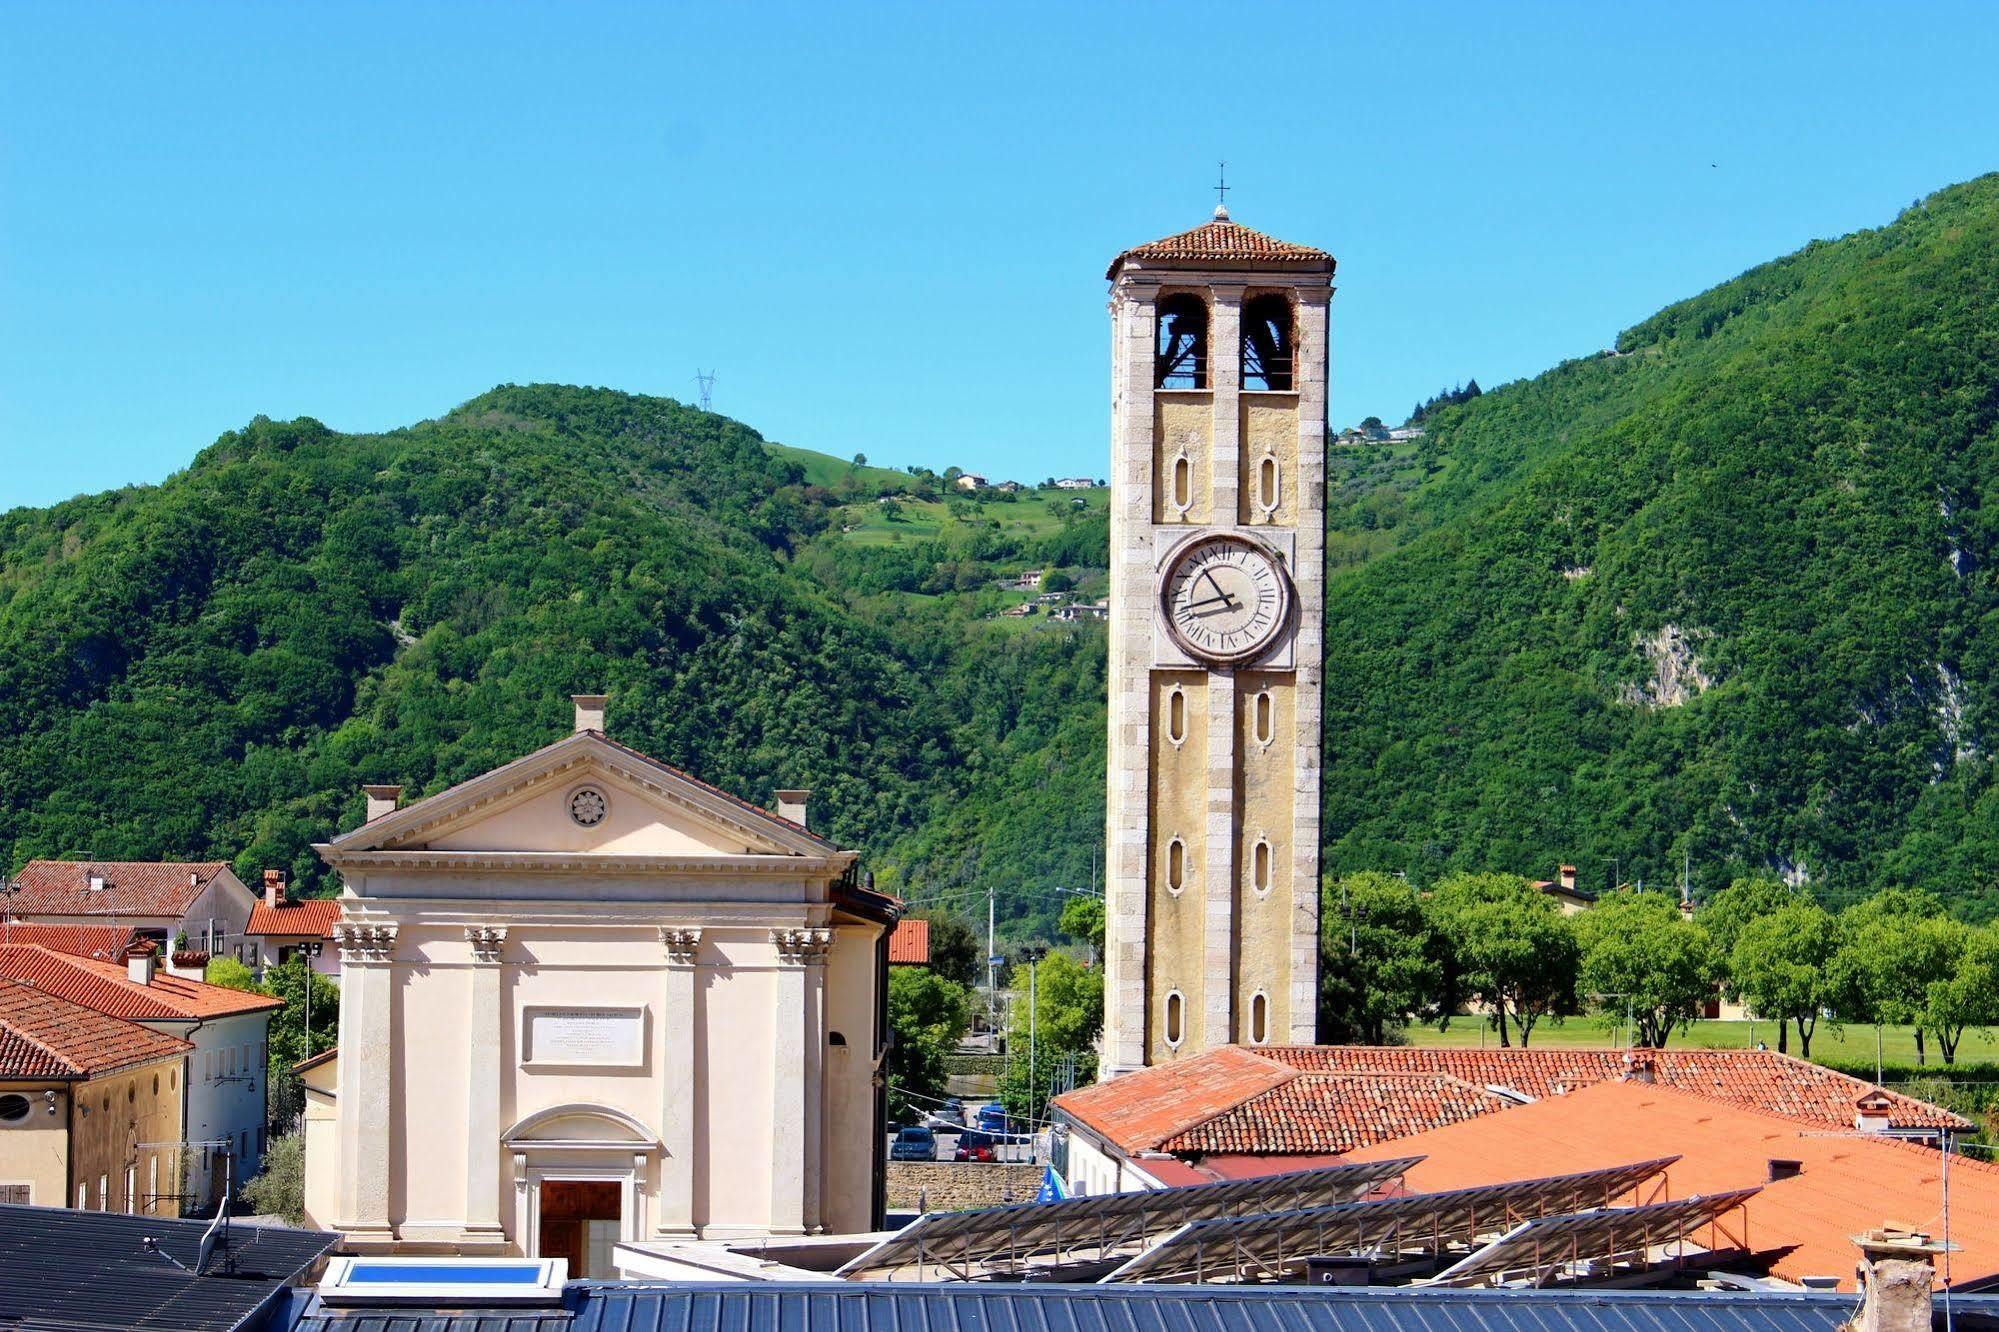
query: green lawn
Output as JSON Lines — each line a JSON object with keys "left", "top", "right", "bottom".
{"left": 1403, "top": 1018, "right": 1999, "bottom": 1067}
{"left": 764, "top": 441, "right": 912, "bottom": 491}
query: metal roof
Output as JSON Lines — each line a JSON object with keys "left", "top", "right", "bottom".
{"left": 1101, "top": 1158, "right": 1679, "bottom": 1285}
{"left": 1424, "top": 1189, "right": 1762, "bottom": 1289}
{"left": 0, "top": 1202, "right": 338, "bottom": 1332}
{"left": 838, "top": 1158, "right": 1420, "bottom": 1282}
{"left": 292, "top": 1283, "right": 1999, "bottom": 1332}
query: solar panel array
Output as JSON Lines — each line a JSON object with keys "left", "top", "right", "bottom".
{"left": 838, "top": 1157, "right": 1422, "bottom": 1281}
{"left": 1099, "top": 1158, "right": 1679, "bottom": 1285}
{"left": 1422, "top": 1188, "right": 1762, "bottom": 1288}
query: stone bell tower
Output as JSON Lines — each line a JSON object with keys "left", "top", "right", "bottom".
{"left": 1101, "top": 204, "right": 1333, "bottom": 1076}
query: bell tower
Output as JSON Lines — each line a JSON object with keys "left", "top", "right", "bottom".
{"left": 1102, "top": 205, "right": 1333, "bottom": 1076}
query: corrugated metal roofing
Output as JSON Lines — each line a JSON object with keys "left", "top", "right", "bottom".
{"left": 0, "top": 1202, "right": 338, "bottom": 1332}
{"left": 296, "top": 1284, "right": 1960, "bottom": 1332}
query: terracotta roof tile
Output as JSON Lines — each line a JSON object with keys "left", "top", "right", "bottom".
{"left": 1108, "top": 212, "right": 1334, "bottom": 279}
{"left": 1164, "top": 1073, "right": 1516, "bottom": 1155}
{"left": 1344, "top": 1078, "right": 1999, "bottom": 1290}
{"left": 8, "top": 860, "right": 237, "bottom": 919}
{"left": 0, "top": 977, "right": 191, "bottom": 1078}
{"left": 1052, "top": 1045, "right": 1297, "bottom": 1153}
{"left": 0, "top": 945, "right": 282, "bottom": 1021}
{"left": 245, "top": 897, "right": 341, "bottom": 940}
{"left": 0, "top": 923, "right": 139, "bottom": 961}
{"left": 887, "top": 918, "right": 930, "bottom": 965}
{"left": 1261, "top": 1046, "right": 1969, "bottom": 1133}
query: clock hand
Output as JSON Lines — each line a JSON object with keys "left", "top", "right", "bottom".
{"left": 1184, "top": 593, "right": 1236, "bottom": 611}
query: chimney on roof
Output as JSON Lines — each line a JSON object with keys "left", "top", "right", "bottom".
{"left": 263, "top": 869, "right": 287, "bottom": 910}
{"left": 362, "top": 785, "right": 402, "bottom": 823}
{"left": 124, "top": 937, "right": 158, "bottom": 986}
{"left": 1856, "top": 1089, "right": 1895, "bottom": 1134}
{"left": 1851, "top": 1229, "right": 1945, "bottom": 1332}
{"left": 775, "top": 789, "right": 811, "bottom": 830}
{"left": 189, "top": 870, "right": 199, "bottom": 887}
{"left": 572, "top": 694, "right": 608, "bottom": 734}
{"left": 1559, "top": 864, "right": 1578, "bottom": 892}
{"left": 87, "top": 873, "right": 106, "bottom": 893}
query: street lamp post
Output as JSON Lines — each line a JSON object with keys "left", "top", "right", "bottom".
{"left": 1022, "top": 946, "right": 1047, "bottom": 1118}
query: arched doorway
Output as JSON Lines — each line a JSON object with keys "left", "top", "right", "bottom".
{"left": 503, "top": 1104, "right": 660, "bottom": 1278}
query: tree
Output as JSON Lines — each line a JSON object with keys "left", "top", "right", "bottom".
{"left": 1828, "top": 889, "right": 1963, "bottom": 1063}
{"left": 204, "top": 956, "right": 257, "bottom": 991}
{"left": 1731, "top": 902, "right": 1838, "bottom": 1056}
{"left": 1924, "top": 922, "right": 1999, "bottom": 1064}
{"left": 851, "top": 453, "right": 868, "bottom": 467}
{"left": 885, "top": 967, "right": 971, "bottom": 1120}
{"left": 1058, "top": 895, "right": 1104, "bottom": 961}
{"left": 998, "top": 951, "right": 1102, "bottom": 1121}
{"left": 1574, "top": 892, "right": 1716, "bottom": 1048}
{"left": 916, "top": 912, "right": 982, "bottom": 988}
{"left": 1426, "top": 873, "right": 1577, "bottom": 1047}
{"left": 241, "top": 1132, "right": 305, "bottom": 1224}
{"left": 1318, "top": 872, "right": 1439, "bottom": 1043}
{"left": 1699, "top": 875, "right": 1797, "bottom": 975}
{"left": 1042, "top": 570, "right": 1075, "bottom": 594}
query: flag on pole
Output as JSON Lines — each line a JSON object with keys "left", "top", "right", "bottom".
{"left": 1034, "top": 1165, "right": 1068, "bottom": 1203}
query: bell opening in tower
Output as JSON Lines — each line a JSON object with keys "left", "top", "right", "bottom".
{"left": 1242, "top": 293, "right": 1295, "bottom": 391}
{"left": 1155, "top": 293, "right": 1209, "bottom": 389}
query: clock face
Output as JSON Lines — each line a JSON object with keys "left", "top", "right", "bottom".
{"left": 1160, "top": 535, "right": 1292, "bottom": 664}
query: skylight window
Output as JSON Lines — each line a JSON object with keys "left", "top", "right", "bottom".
{"left": 319, "top": 1256, "right": 567, "bottom": 1305}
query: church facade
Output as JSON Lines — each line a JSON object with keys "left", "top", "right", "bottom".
{"left": 1101, "top": 208, "right": 1334, "bottom": 1075}
{"left": 301, "top": 696, "right": 896, "bottom": 1267}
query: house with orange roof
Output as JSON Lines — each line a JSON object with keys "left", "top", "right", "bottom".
{"left": 887, "top": 917, "right": 930, "bottom": 967}
{"left": 0, "top": 940, "right": 281, "bottom": 1209}
{"left": 244, "top": 869, "right": 341, "bottom": 980}
{"left": 1051, "top": 1045, "right": 1968, "bottom": 1194}
{"left": 0, "top": 921, "right": 138, "bottom": 961}
{"left": 1340, "top": 1077, "right": 1999, "bottom": 1291}
{"left": 0, "top": 976, "right": 190, "bottom": 1215}
{"left": 5, "top": 859, "right": 259, "bottom": 968}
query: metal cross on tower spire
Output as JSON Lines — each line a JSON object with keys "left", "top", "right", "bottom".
{"left": 1215, "top": 162, "right": 1229, "bottom": 213}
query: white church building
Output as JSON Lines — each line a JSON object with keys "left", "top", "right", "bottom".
{"left": 300, "top": 695, "right": 897, "bottom": 1270}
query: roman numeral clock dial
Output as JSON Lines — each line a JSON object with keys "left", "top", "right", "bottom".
{"left": 1160, "top": 535, "right": 1292, "bottom": 665}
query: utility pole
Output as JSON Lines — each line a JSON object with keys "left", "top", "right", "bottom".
{"left": 695, "top": 369, "right": 716, "bottom": 412}
{"left": 1023, "top": 945, "right": 1046, "bottom": 1119}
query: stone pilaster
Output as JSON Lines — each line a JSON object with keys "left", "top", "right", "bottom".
{"left": 333, "top": 923, "right": 398, "bottom": 1244}
{"left": 1202, "top": 669, "right": 1237, "bottom": 1047}
{"left": 655, "top": 927, "right": 702, "bottom": 1237}
{"left": 1208, "top": 286, "right": 1245, "bottom": 526}
{"left": 462, "top": 925, "right": 507, "bottom": 1245}
{"left": 768, "top": 927, "right": 831, "bottom": 1235}
{"left": 1288, "top": 286, "right": 1331, "bottom": 1041}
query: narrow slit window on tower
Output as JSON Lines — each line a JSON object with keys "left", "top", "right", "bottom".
{"left": 1167, "top": 686, "right": 1187, "bottom": 744}
{"left": 1250, "top": 991, "right": 1270, "bottom": 1044}
{"left": 1253, "top": 838, "right": 1272, "bottom": 894}
{"left": 1171, "top": 454, "right": 1193, "bottom": 511}
{"left": 1242, "top": 294, "right": 1295, "bottom": 391}
{"left": 1166, "top": 837, "right": 1186, "bottom": 893}
{"left": 1164, "top": 990, "right": 1186, "bottom": 1047}
{"left": 1155, "top": 294, "right": 1209, "bottom": 389}
{"left": 1258, "top": 454, "right": 1280, "bottom": 513}
{"left": 1254, "top": 690, "right": 1274, "bottom": 744}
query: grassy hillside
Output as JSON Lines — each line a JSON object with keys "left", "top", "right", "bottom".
{"left": 1322, "top": 175, "right": 1999, "bottom": 913}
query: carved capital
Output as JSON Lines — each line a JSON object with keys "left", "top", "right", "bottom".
{"left": 771, "top": 927, "right": 833, "bottom": 966}
{"left": 658, "top": 926, "right": 703, "bottom": 965}
{"left": 465, "top": 925, "right": 508, "bottom": 963}
{"left": 333, "top": 923, "right": 398, "bottom": 964}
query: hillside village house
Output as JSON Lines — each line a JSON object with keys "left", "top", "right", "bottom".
{"left": 0, "top": 976, "right": 189, "bottom": 1214}
{"left": 302, "top": 695, "right": 898, "bottom": 1271}
{"left": 5, "top": 860, "right": 259, "bottom": 967}
{"left": 245, "top": 870, "right": 341, "bottom": 980}
{"left": 0, "top": 939, "right": 281, "bottom": 1208}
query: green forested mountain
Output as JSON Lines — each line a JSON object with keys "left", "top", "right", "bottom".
{"left": 1322, "top": 175, "right": 1999, "bottom": 913}
{"left": 3, "top": 174, "right": 1997, "bottom": 931}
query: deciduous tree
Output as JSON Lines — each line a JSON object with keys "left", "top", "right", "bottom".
{"left": 1731, "top": 902, "right": 1838, "bottom": 1056}
{"left": 1318, "top": 871, "right": 1439, "bottom": 1043}
{"left": 1426, "top": 873, "right": 1576, "bottom": 1047}
{"left": 1574, "top": 891, "right": 1717, "bottom": 1048}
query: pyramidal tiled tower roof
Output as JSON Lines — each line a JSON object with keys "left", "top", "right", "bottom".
{"left": 1108, "top": 206, "right": 1334, "bottom": 279}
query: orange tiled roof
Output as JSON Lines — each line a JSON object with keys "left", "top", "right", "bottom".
{"left": 0, "top": 922, "right": 139, "bottom": 961}
{"left": 1107, "top": 211, "right": 1334, "bottom": 280}
{"left": 245, "top": 897, "right": 341, "bottom": 939}
{"left": 1263, "top": 1046, "right": 1970, "bottom": 1133}
{"left": 8, "top": 860, "right": 236, "bottom": 919}
{"left": 887, "top": 918, "right": 930, "bottom": 965}
{"left": 1052, "top": 1045, "right": 1298, "bottom": 1153}
{"left": 0, "top": 945, "right": 282, "bottom": 1021}
{"left": 0, "top": 977, "right": 192, "bottom": 1078}
{"left": 1163, "top": 1072, "right": 1516, "bottom": 1155}
{"left": 1343, "top": 1078, "right": 1999, "bottom": 1290}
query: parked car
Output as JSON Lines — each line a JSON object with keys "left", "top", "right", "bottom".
{"left": 976, "top": 1104, "right": 1011, "bottom": 1133}
{"left": 954, "top": 1130, "right": 998, "bottom": 1162}
{"left": 890, "top": 1126, "right": 938, "bottom": 1162}
{"left": 941, "top": 1097, "right": 965, "bottom": 1121}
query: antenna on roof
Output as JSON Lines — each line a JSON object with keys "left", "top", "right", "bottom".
{"left": 695, "top": 368, "right": 716, "bottom": 413}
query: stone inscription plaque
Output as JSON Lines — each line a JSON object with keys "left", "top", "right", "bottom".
{"left": 523, "top": 1006, "right": 645, "bottom": 1067}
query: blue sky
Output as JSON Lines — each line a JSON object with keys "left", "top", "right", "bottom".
{"left": 3, "top": 3, "right": 1997, "bottom": 510}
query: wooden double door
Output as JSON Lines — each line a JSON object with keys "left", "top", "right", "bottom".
{"left": 535, "top": 1179, "right": 622, "bottom": 1279}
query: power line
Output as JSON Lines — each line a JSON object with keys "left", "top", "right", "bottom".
{"left": 694, "top": 368, "right": 716, "bottom": 412}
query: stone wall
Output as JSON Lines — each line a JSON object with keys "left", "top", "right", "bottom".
{"left": 887, "top": 1162, "right": 1043, "bottom": 1212}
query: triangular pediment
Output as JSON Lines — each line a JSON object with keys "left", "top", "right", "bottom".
{"left": 326, "top": 732, "right": 830, "bottom": 861}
